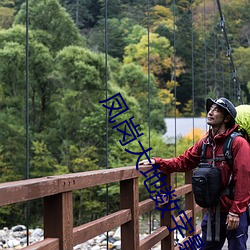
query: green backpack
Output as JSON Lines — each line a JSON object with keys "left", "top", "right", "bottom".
{"left": 235, "top": 105, "right": 250, "bottom": 142}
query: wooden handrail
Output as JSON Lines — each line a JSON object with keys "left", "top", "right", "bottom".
{"left": 0, "top": 165, "right": 203, "bottom": 250}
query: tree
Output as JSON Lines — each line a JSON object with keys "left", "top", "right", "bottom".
{"left": 116, "top": 62, "right": 166, "bottom": 132}
{"left": 148, "top": 5, "right": 174, "bottom": 33}
{"left": 0, "top": 25, "right": 56, "bottom": 132}
{"left": 86, "top": 17, "right": 139, "bottom": 60}
{"left": 61, "top": 0, "right": 101, "bottom": 29}
{"left": 124, "top": 32, "right": 185, "bottom": 87}
{"left": 234, "top": 46, "right": 250, "bottom": 102}
{"left": 14, "top": 0, "right": 84, "bottom": 52}
{"left": 0, "top": 6, "right": 15, "bottom": 29}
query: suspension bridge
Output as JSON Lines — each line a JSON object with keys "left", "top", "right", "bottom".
{"left": 0, "top": 0, "right": 249, "bottom": 249}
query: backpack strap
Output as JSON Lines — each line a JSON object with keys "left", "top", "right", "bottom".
{"left": 223, "top": 131, "right": 242, "bottom": 169}
{"left": 200, "top": 142, "right": 208, "bottom": 163}
{"left": 223, "top": 132, "right": 242, "bottom": 200}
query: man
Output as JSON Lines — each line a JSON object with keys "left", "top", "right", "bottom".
{"left": 139, "top": 97, "right": 250, "bottom": 250}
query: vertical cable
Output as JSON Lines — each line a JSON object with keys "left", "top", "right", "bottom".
{"left": 76, "top": 0, "right": 79, "bottom": 27}
{"left": 203, "top": 0, "right": 207, "bottom": 98}
{"left": 147, "top": 0, "right": 152, "bottom": 234}
{"left": 222, "top": 62, "right": 225, "bottom": 96}
{"left": 191, "top": 0, "right": 195, "bottom": 145}
{"left": 216, "top": 0, "right": 241, "bottom": 103}
{"left": 173, "top": 1, "right": 177, "bottom": 161}
{"left": 213, "top": 0, "right": 217, "bottom": 95}
{"left": 147, "top": 0, "right": 151, "bottom": 175}
{"left": 104, "top": 0, "right": 109, "bottom": 247}
{"left": 173, "top": 0, "right": 178, "bottom": 243}
{"left": 25, "top": 0, "right": 30, "bottom": 245}
{"left": 228, "top": 64, "right": 231, "bottom": 100}
{"left": 220, "top": 38, "right": 225, "bottom": 96}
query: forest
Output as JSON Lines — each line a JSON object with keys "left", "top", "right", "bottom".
{"left": 0, "top": 0, "right": 249, "bottom": 227}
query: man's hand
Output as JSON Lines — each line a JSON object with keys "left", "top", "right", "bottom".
{"left": 226, "top": 213, "right": 240, "bottom": 230}
{"left": 139, "top": 159, "right": 155, "bottom": 165}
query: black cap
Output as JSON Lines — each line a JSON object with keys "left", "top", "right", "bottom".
{"left": 206, "top": 97, "right": 237, "bottom": 119}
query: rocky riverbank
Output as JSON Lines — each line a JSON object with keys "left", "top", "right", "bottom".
{"left": 0, "top": 225, "right": 162, "bottom": 250}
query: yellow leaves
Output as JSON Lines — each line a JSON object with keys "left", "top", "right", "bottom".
{"left": 184, "top": 128, "right": 205, "bottom": 141}
{"left": 149, "top": 5, "right": 174, "bottom": 32}
{"left": 174, "top": 56, "right": 186, "bottom": 77}
{"left": 176, "top": 128, "right": 205, "bottom": 156}
{"left": 124, "top": 31, "right": 186, "bottom": 83}
{"left": 124, "top": 32, "right": 174, "bottom": 75}
{"left": 200, "top": 112, "right": 207, "bottom": 118}
{"left": 166, "top": 80, "right": 180, "bottom": 91}
{"left": 158, "top": 88, "right": 175, "bottom": 105}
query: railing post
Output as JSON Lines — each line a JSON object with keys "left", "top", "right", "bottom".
{"left": 120, "top": 178, "right": 139, "bottom": 250}
{"left": 185, "top": 171, "right": 196, "bottom": 236}
{"left": 44, "top": 192, "right": 73, "bottom": 250}
{"left": 161, "top": 173, "right": 175, "bottom": 250}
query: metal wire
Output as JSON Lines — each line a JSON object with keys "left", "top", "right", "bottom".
{"left": 191, "top": 0, "right": 195, "bottom": 144}
{"left": 215, "top": 0, "right": 242, "bottom": 103}
{"left": 147, "top": 0, "right": 152, "bottom": 234}
{"left": 105, "top": 0, "right": 109, "bottom": 248}
{"left": 172, "top": 0, "right": 178, "bottom": 244}
{"left": 204, "top": 0, "right": 207, "bottom": 98}
{"left": 25, "top": 0, "right": 30, "bottom": 245}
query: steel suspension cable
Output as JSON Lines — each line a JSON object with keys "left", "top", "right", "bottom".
{"left": 172, "top": 1, "right": 177, "bottom": 157}
{"left": 191, "top": 0, "right": 195, "bottom": 144}
{"left": 216, "top": 0, "right": 242, "bottom": 104}
{"left": 104, "top": 0, "right": 109, "bottom": 247}
{"left": 25, "top": 0, "right": 30, "bottom": 245}
{"left": 203, "top": 0, "right": 207, "bottom": 98}
{"left": 213, "top": 0, "right": 217, "bottom": 94}
{"left": 147, "top": 0, "right": 152, "bottom": 234}
{"left": 172, "top": 0, "right": 178, "bottom": 243}
{"left": 218, "top": 35, "right": 225, "bottom": 96}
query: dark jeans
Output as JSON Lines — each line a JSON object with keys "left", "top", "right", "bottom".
{"left": 201, "top": 210, "right": 249, "bottom": 250}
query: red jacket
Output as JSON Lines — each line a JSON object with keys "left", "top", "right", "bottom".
{"left": 154, "top": 124, "right": 250, "bottom": 216}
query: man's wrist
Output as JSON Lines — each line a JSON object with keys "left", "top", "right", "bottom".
{"left": 229, "top": 212, "right": 239, "bottom": 217}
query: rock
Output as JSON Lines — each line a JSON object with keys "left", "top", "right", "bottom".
{"left": 113, "top": 227, "right": 120, "bottom": 240}
{"left": 95, "top": 234, "right": 106, "bottom": 243}
{"left": 11, "top": 226, "right": 26, "bottom": 232}
{"left": 108, "top": 236, "right": 116, "bottom": 243}
{"left": 87, "top": 238, "right": 94, "bottom": 245}
{"left": 0, "top": 230, "right": 7, "bottom": 238}
{"left": 7, "top": 239, "right": 20, "bottom": 247}
{"left": 92, "top": 245, "right": 101, "bottom": 250}
{"left": 20, "top": 237, "right": 27, "bottom": 245}
{"left": 100, "top": 240, "right": 108, "bottom": 246}
{"left": 73, "top": 243, "right": 87, "bottom": 249}
{"left": 107, "top": 231, "right": 114, "bottom": 237}
{"left": 113, "top": 240, "right": 121, "bottom": 249}
{"left": 0, "top": 224, "right": 164, "bottom": 249}
{"left": 30, "top": 228, "right": 43, "bottom": 238}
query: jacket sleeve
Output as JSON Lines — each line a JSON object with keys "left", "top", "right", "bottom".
{"left": 154, "top": 140, "right": 203, "bottom": 175}
{"left": 229, "top": 136, "right": 250, "bottom": 215}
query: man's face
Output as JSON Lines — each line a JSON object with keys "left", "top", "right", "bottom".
{"left": 207, "top": 104, "right": 226, "bottom": 127}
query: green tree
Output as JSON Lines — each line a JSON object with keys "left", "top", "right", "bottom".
{"left": 61, "top": 0, "right": 101, "bottom": 29}
{"left": 0, "top": 6, "right": 15, "bottom": 29}
{"left": 14, "top": 0, "right": 84, "bottom": 52}
{"left": 234, "top": 46, "right": 250, "bottom": 102}
{"left": 116, "top": 63, "right": 165, "bottom": 132}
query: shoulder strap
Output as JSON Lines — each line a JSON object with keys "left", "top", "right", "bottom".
{"left": 223, "top": 132, "right": 242, "bottom": 169}
{"left": 200, "top": 142, "right": 208, "bottom": 162}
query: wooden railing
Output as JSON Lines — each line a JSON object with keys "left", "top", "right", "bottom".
{"left": 0, "top": 166, "right": 204, "bottom": 250}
